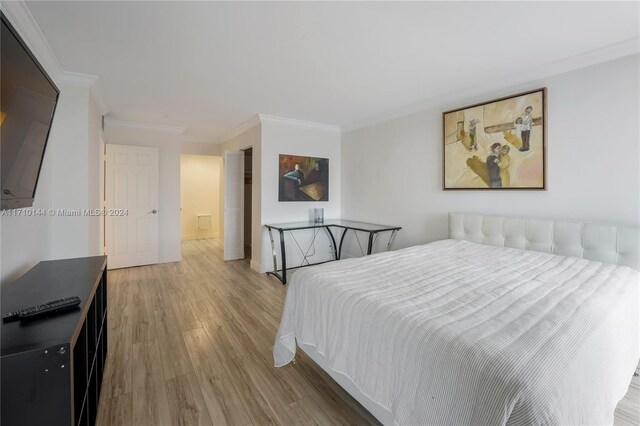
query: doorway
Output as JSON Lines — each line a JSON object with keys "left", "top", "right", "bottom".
{"left": 180, "top": 155, "right": 223, "bottom": 248}
{"left": 243, "top": 147, "right": 253, "bottom": 259}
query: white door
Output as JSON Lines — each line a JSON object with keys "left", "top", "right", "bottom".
{"left": 105, "top": 144, "right": 159, "bottom": 269}
{"left": 223, "top": 150, "right": 244, "bottom": 260}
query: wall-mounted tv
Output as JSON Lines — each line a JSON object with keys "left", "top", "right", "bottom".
{"left": 1, "top": 12, "right": 59, "bottom": 210}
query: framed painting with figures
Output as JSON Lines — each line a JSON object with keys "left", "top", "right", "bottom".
{"left": 278, "top": 154, "right": 329, "bottom": 201}
{"left": 442, "top": 88, "right": 546, "bottom": 190}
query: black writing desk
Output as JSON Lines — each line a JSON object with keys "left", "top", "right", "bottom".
{"left": 264, "top": 220, "right": 401, "bottom": 284}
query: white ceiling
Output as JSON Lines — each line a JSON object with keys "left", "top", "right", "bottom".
{"left": 25, "top": 1, "right": 639, "bottom": 142}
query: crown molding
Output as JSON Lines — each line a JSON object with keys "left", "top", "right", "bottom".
{"left": 104, "top": 118, "right": 186, "bottom": 134}
{"left": 1, "top": 1, "right": 109, "bottom": 115}
{"left": 218, "top": 114, "right": 262, "bottom": 143}
{"left": 1, "top": 1, "right": 64, "bottom": 82}
{"left": 258, "top": 114, "right": 341, "bottom": 133}
{"left": 88, "top": 78, "right": 109, "bottom": 117}
{"left": 219, "top": 113, "right": 340, "bottom": 144}
{"left": 56, "top": 72, "right": 109, "bottom": 115}
{"left": 56, "top": 71, "right": 98, "bottom": 87}
{"left": 341, "top": 37, "right": 640, "bottom": 133}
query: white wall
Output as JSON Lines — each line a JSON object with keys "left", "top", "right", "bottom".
{"left": 182, "top": 141, "right": 221, "bottom": 156}
{"left": 221, "top": 124, "right": 262, "bottom": 271}
{"left": 260, "top": 119, "right": 341, "bottom": 272}
{"left": 47, "top": 85, "right": 90, "bottom": 259}
{"left": 87, "top": 92, "right": 102, "bottom": 255}
{"left": 341, "top": 55, "right": 640, "bottom": 256}
{"left": 180, "top": 154, "right": 222, "bottom": 240}
{"left": 220, "top": 119, "right": 341, "bottom": 273}
{"left": 105, "top": 126, "right": 183, "bottom": 263}
{"left": 1, "top": 114, "right": 54, "bottom": 285}
{"left": 1, "top": 85, "right": 103, "bottom": 285}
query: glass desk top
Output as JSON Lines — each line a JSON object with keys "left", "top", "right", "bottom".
{"left": 264, "top": 219, "right": 401, "bottom": 232}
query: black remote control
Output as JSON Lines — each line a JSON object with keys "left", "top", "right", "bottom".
{"left": 2, "top": 296, "right": 81, "bottom": 322}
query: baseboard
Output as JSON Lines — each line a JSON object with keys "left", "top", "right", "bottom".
{"left": 181, "top": 233, "right": 218, "bottom": 241}
{"left": 250, "top": 260, "right": 261, "bottom": 273}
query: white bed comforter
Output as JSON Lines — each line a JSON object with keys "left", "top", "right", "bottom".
{"left": 274, "top": 239, "right": 640, "bottom": 426}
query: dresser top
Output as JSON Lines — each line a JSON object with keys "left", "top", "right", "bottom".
{"left": 1, "top": 256, "right": 107, "bottom": 356}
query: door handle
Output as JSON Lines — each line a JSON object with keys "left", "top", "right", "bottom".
{"left": 148, "top": 209, "right": 158, "bottom": 214}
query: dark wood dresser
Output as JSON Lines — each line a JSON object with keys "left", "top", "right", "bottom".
{"left": 1, "top": 256, "right": 108, "bottom": 426}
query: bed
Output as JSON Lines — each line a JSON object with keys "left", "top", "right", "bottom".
{"left": 274, "top": 213, "right": 640, "bottom": 426}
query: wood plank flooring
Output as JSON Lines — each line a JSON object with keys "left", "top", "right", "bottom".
{"left": 97, "top": 239, "right": 639, "bottom": 426}
{"left": 97, "top": 239, "right": 379, "bottom": 426}
{"left": 617, "top": 374, "right": 640, "bottom": 426}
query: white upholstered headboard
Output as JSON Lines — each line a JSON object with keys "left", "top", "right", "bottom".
{"left": 449, "top": 212, "right": 640, "bottom": 271}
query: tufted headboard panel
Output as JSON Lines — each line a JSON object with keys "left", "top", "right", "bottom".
{"left": 449, "top": 212, "right": 640, "bottom": 270}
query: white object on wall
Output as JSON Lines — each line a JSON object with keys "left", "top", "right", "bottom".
{"left": 197, "top": 214, "right": 212, "bottom": 230}
{"left": 223, "top": 150, "right": 245, "bottom": 260}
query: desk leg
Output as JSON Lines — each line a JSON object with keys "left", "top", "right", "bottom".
{"left": 279, "top": 230, "right": 287, "bottom": 284}
{"left": 386, "top": 229, "right": 398, "bottom": 251}
{"left": 338, "top": 228, "right": 349, "bottom": 260}
{"left": 268, "top": 228, "right": 278, "bottom": 274}
{"left": 323, "top": 227, "right": 338, "bottom": 260}
{"left": 367, "top": 232, "right": 375, "bottom": 255}
{"left": 267, "top": 228, "right": 285, "bottom": 285}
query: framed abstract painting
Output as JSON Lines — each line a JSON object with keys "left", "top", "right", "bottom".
{"left": 442, "top": 88, "right": 547, "bottom": 190}
{"left": 278, "top": 154, "right": 329, "bottom": 201}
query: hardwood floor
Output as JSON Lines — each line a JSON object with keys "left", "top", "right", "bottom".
{"left": 97, "top": 239, "right": 639, "bottom": 426}
{"left": 97, "top": 239, "right": 379, "bottom": 426}
{"left": 617, "top": 374, "right": 640, "bottom": 426}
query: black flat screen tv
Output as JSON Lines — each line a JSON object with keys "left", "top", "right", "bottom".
{"left": 1, "top": 12, "right": 59, "bottom": 210}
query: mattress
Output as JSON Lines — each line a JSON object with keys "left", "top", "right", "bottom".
{"left": 273, "top": 239, "right": 640, "bottom": 426}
